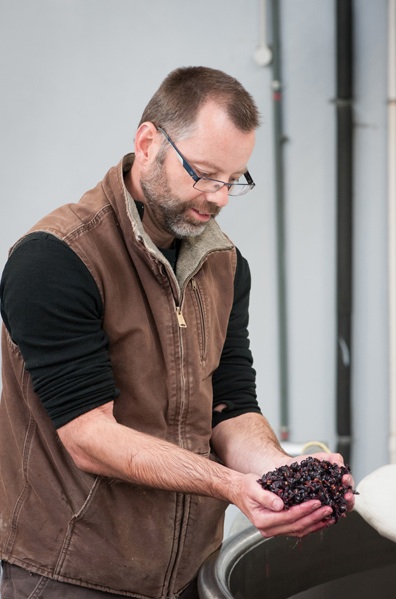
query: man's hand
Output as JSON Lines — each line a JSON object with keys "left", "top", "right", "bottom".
{"left": 211, "top": 414, "right": 356, "bottom": 538}
{"left": 229, "top": 472, "right": 337, "bottom": 539}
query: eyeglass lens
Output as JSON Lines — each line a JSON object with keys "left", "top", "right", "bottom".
{"left": 193, "top": 178, "right": 254, "bottom": 196}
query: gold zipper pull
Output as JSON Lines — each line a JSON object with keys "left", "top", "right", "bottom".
{"left": 176, "top": 306, "right": 187, "bottom": 328}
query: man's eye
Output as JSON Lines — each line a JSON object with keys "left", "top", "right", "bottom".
{"left": 197, "top": 170, "right": 211, "bottom": 179}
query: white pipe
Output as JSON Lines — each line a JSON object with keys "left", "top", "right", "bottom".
{"left": 253, "top": 0, "right": 273, "bottom": 67}
{"left": 388, "top": 0, "right": 396, "bottom": 464}
{"left": 281, "top": 440, "right": 331, "bottom": 457}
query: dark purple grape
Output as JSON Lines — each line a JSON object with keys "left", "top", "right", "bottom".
{"left": 257, "top": 456, "right": 358, "bottom": 522}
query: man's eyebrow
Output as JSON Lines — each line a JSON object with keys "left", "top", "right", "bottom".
{"left": 191, "top": 158, "right": 247, "bottom": 177}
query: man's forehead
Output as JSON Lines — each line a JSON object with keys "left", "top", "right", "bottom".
{"left": 193, "top": 101, "right": 234, "bottom": 133}
{"left": 180, "top": 111, "right": 255, "bottom": 174}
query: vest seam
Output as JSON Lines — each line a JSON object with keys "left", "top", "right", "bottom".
{"left": 161, "top": 493, "right": 185, "bottom": 596}
{"left": 167, "top": 494, "right": 192, "bottom": 597}
{"left": 62, "top": 205, "right": 114, "bottom": 243}
{"left": 53, "top": 477, "right": 103, "bottom": 576}
{"left": 3, "top": 415, "right": 36, "bottom": 559}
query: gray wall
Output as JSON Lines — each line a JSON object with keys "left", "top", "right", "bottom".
{"left": 0, "top": 0, "right": 390, "bottom": 516}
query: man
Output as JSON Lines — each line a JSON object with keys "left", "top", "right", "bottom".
{"left": 0, "top": 66, "right": 354, "bottom": 599}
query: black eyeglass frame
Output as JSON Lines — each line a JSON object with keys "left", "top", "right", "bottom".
{"left": 157, "top": 126, "right": 255, "bottom": 196}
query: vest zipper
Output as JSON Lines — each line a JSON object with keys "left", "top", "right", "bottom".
{"left": 167, "top": 299, "right": 188, "bottom": 594}
{"left": 175, "top": 305, "right": 187, "bottom": 328}
{"left": 191, "top": 278, "right": 207, "bottom": 362}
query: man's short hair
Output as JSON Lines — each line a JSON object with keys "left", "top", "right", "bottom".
{"left": 138, "top": 66, "right": 261, "bottom": 140}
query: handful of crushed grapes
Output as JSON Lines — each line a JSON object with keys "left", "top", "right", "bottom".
{"left": 257, "top": 457, "right": 359, "bottom": 522}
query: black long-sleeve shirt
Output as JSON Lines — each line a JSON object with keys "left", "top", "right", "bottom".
{"left": 1, "top": 231, "right": 260, "bottom": 429}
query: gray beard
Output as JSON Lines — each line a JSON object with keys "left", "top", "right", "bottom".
{"left": 140, "top": 161, "right": 217, "bottom": 239}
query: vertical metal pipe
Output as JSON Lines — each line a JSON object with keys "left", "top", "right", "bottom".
{"left": 336, "top": 0, "right": 354, "bottom": 463}
{"left": 270, "top": 0, "right": 289, "bottom": 442}
{"left": 388, "top": 0, "right": 396, "bottom": 464}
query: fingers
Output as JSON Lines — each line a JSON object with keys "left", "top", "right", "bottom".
{"left": 255, "top": 500, "right": 335, "bottom": 539}
{"left": 344, "top": 490, "right": 356, "bottom": 511}
{"left": 252, "top": 487, "right": 284, "bottom": 512}
{"left": 238, "top": 466, "right": 355, "bottom": 541}
{"left": 341, "top": 473, "right": 356, "bottom": 511}
{"left": 342, "top": 473, "right": 356, "bottom": 491}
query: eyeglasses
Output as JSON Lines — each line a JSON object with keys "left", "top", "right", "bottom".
{"left": 157, "top": 127, "right": 255, "bottom": 196}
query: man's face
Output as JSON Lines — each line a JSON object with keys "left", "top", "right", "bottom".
{"left": 140, "top": 102, "right": 256, "bottom": 239}
{"left": 140, "top": 150, "right": 223, "bottom": 238}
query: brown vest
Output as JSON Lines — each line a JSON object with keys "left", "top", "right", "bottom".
{"left": 0, "top": 155, "right": 237, "bottom": 598}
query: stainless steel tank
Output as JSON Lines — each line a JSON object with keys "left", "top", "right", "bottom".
{"left": 198, "top": 510, "right": 396, "bottom": 598}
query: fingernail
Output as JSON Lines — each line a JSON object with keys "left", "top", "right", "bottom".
{"left": 326, "top": 518, "right": 336, "bottom": 527}
{"left": 272, "top": 498, "right": 283, "bottom": 510}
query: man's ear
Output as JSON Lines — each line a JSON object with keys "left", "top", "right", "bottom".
{"left": 134, "top": 122, "right": 159, "bottom": 165}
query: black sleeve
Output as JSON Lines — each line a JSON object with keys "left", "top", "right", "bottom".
{"left": 212, "top": 247, "right": 262, "bottom": 427}
{"left": 0, "top": 233, "right": 118, "bottom": 429}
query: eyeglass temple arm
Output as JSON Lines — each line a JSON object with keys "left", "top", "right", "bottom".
{"left": 157, "top": 126, "right": 199, "bottom": 182}
{"left": 244, "top": 170, "right": 254, "bottom": 186}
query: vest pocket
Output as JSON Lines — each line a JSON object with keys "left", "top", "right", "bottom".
{"left": 191, "top": 278, "right": 207, "bottom": 364}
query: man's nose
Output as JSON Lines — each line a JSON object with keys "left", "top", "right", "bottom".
{"left": 205, "top": 185, "right": 229, "bottom": 209}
